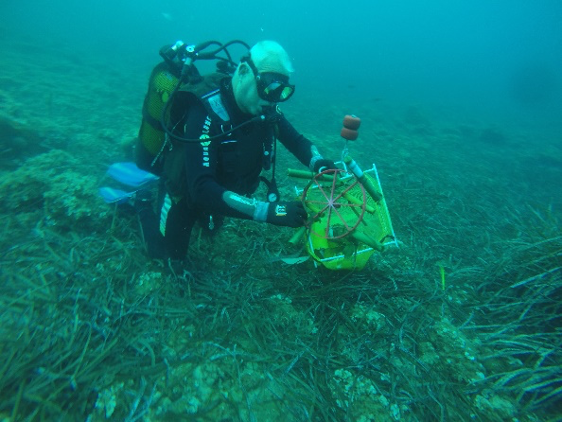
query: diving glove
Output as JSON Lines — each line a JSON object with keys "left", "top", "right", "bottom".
{"left": 313, "top": 159, "right": 337, "bottom": 173}
{"left": 267, "top": 201, "right": 307, "bottom": 228}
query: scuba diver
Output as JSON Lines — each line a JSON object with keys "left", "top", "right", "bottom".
{"left": 133, "top": 40, "right": 336, "bottom": 260}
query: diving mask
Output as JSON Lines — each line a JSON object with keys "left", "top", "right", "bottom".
{"left": 242, "top": 55, "right": 295, "bottom": 103}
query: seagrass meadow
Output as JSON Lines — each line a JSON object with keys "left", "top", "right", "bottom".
{"left": 1, "top": 39, "right": 561, "bottom": 422}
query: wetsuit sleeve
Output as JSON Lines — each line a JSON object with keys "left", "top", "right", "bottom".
{"left": 276, "top": 115, "right": 316, "bottom": 167}
{"left": 180, "top": 101, "right": 257, "bottom": 219}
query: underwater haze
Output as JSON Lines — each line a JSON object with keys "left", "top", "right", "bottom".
{"left": 1, "top": 0, "right": 562, "bottom": 421}
{"left": 3, "top": 0, "right": 562, "bottom": 133}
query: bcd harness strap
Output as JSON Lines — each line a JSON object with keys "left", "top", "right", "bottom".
{"left": 163, "top": 75, "right": 279, "bottom": 202}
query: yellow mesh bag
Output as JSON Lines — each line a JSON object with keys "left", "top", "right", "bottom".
{"left": 303, "top": 170, "right": 396, "bottom": 270}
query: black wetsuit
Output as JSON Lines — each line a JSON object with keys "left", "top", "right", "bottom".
{"left": 154, "top": 77, "right": 315, "bottom": 259}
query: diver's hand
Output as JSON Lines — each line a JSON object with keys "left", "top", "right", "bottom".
{"left": 313, "top": 159, "right": 337, "bottom": 173}
{"left": 267, "top": 201, "right": 307, "bottom": 228}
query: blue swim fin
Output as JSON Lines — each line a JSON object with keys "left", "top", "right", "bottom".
{"left": 107, "top": 162, "right": 159, "bottom": 188}
{"left": 99, "top": 187, "right": 136, "bottom": 204}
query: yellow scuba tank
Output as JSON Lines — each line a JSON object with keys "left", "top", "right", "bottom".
{"left": 136, "top": 61, "right": 180, "bottom": 172}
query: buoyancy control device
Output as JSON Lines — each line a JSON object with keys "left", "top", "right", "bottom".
{"left": 135, "top": 40, "right": 251, "bottom": 173}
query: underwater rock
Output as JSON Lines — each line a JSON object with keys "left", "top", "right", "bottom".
{"left": 474, "top": 393, "right": 516, "bottom": 419}
{"left": 0, "top": 114, "right": 46, "bottom": 168}
{"left": 0, "top": 149, "right": 109, "bottom": 231}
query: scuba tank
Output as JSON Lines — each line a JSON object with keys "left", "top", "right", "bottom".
{"left": 135, "top": 40, "right": 250, "bottom": 173}
{"left": 136, "top": 63, "right": 179, "bottom": 172}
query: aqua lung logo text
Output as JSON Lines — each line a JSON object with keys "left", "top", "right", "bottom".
{"left": 200, "top": 116, "right": 212, "bottom": 167}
